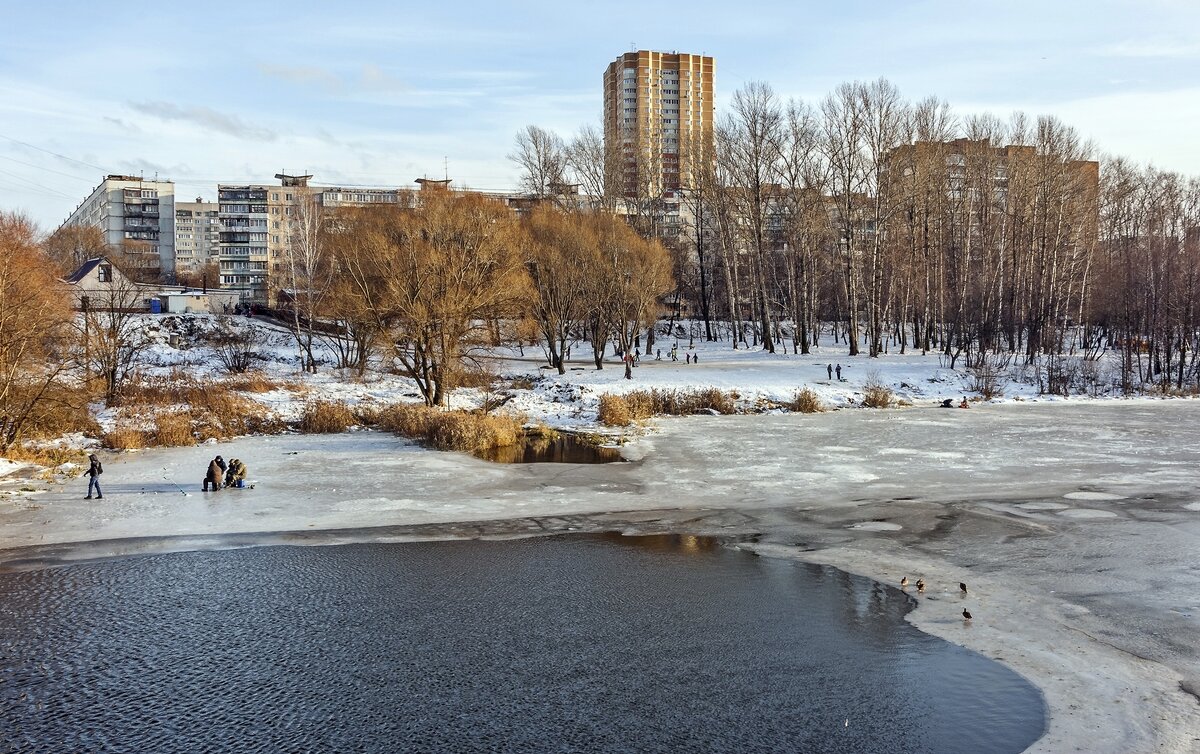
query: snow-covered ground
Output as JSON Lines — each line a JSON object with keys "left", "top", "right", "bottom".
{"left": 2, "top": 402, "right": 1199, "bottom": 752}
{"left": 83, "top": 313, "right": 1156, "bottom": 435}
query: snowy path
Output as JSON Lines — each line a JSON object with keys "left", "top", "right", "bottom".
{"left": 2, "top": 402, "right": 1200, "bottom": 751}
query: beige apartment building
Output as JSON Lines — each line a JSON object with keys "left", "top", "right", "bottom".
{"left": 603, "top": 50, "right": 715, "bottom": 199}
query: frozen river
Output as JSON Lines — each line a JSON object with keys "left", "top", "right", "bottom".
{"left": 1, "top": 402, "right": 1199, "bottom": 751}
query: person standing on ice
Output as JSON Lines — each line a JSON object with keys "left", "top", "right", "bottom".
{"left": 827, "top": 364, "right": 833, "bottom": 380}
{"left": 84, "top": 453, "right": 103, "bottom": 499}
{"left": 835, "top": 364, "right": 842, "bottom": 381}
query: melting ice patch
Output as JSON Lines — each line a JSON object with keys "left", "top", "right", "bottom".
{"left": 1057, "top": 509, "right": 1118, "bottom": 519}
{"left": 848, "top": 521, "right": 903, "bottom": 531}
{"left": 1063, "top": 491, "right": 1127, "bottom": 501}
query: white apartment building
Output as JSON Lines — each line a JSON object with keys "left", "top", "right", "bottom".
{"left": 174, "top": 197, "right": 220, "bottom": 280}
{"left": 59, "top": 175, "right": 176, "bottom": 281}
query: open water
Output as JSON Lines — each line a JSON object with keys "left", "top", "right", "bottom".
{"left": 0, "top": 534, "right": 1044, "bottom": 753}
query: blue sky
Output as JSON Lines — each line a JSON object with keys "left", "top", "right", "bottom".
{"left": 2, "top": 0, "right": 1198, "bottom": 227}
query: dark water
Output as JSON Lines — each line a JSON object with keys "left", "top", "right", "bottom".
{"left": 0, "top": 535, "right": 1044, "bottom": 753}
{"left": 478, "top": 436, "right": 623, "bottom": 463}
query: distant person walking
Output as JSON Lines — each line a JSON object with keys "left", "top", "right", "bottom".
{"left": 692, "top": 352, "right": 699, "bottom": 364}
{"left": 835, "top": 364, "right": 842, "bottom": 381}
{"left": 685, "top": 352, "right": 691, "bottom": 364}
{"left": 85, "top": 453, "right": 103, "bottom": 499}
{"left": 827, "top": 364, "right": 833, "bottom": 380}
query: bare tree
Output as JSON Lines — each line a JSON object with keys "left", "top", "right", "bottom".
{"left": 284, "top": 193, "right": 331, "bottom": 373}
{"left": 43, "top": 225, "right": 108, "bottom": 275}
{"left": 510, "top": 125, "right": 568, "bottom": 201}
{"left": 565, "top": 124, "right": 620, "bottom": 212}
{"left": 339, "top": 189, "right": 531, "bottom": 406}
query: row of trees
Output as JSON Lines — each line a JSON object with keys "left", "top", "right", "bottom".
{"left": 513, "top": 78, "right": 1200, "bottom": 391}
{"left": 0, "top": 191, "right": 674, "bottom": 451}
{"left": 273, "top": 188, "right": 674, "bottom": 404}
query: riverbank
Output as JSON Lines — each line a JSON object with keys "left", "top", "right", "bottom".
{"left": 1, "top": 403, "right": 1199, "bottom": 751}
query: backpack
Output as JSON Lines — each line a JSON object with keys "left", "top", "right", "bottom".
{"left": 94, "top": 460, "right": 103, "bottom": 475}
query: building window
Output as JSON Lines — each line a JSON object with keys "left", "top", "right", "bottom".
{"left": 98, "top": 264, "right": 112, "bottom": 283}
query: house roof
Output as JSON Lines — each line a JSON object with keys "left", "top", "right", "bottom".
{"left": 62, "top": 258, "right": 106, "bottom": 284}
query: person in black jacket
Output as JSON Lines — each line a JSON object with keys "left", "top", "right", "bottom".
{"left": 204, "top": 456, "right": 226, "bottom": 492}
{"left": 85, "top": 454, "right": 103, "bottom": 499}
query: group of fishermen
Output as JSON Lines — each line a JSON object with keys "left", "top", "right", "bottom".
{"left": 203, "top": 455, "right": 248, "bottom": 491}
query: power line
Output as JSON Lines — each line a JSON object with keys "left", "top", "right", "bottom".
{"left": 0, "top": 154, "right": 95, "bottom": 182}
{"left": 0, "top": 133, "right": 106, "bottom": 172}
{"left": 0, "top": 166, "right": 75, "bottom": 199}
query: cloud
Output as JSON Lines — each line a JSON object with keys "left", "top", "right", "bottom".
{"left": 258, "top": 63, "right": 344, "bottom": 93}
{"left": 127, "top": 101, "right": 277, "bottom": 141}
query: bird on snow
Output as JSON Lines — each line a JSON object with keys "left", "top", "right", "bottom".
{"left": 959, "top": 582, "right": 968, "bottom": 594}
{"left": 900, "top": 576, "right": 909, "bottom": 587}
{"left": 916, "top": 579, "right": 925, "bottom": 593}
{"left": 962, "top": 608, "right": 973, "bottom": 621}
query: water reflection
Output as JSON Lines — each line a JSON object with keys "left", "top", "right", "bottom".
{"left": 0, "top": 535, "right": 1044, "bottom": 754}
{"left": 478, "top": 436, "right": 624, "bottom": 464}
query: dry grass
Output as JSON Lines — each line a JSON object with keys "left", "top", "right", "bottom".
{"left": 222, "top": 371, "right": 281, "bottom": 393}
{"left": 789, "top": 388, "right": 825, "bottom": 413}
{"left": 3, "top": 443, "right": 87, "bottom": 469}
{"left": 153, "top": 413, "right": 196, "bottom": 447}
{"left": 117, "top": 374, "right": 284, "bottom": 443}
{"left": 376, "top": 403, "right": 437, "bottom": 437}
{"left": 597, "top": 394, "right": 633, "bottom": 426}
{"left": 425, "top": 411, "right": 522, "bottom": 452}
{"left": 103, "top": 427, "right": 151, "bottom": 450}
{"left": 298, "top": 400, "right": 356, "bottom": 434}
{"left": 376, "top": 403, "right": 523, "bottom": 453}
{"left": 599, "top": 388, "right": 739, "bottom": 426}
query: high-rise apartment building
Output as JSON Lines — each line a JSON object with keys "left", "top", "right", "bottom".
{"left": 174, "top": 198, "right": 220, "bottom": 280}
{"left": 59, "top": 175, "right": 176, "bottom": 281}
{"left": 603, "top": 50, "right": 714, "bottom": 199}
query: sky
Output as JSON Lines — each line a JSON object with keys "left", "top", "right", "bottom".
{"left": 1, "top": 0, "right": 1198, "bottom": 227}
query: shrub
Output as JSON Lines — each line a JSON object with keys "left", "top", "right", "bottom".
{"left": 298, "top": 400, "right": 356, "bottom": 434}
{"left": 153, "top": 413, "right": 195, "bottom": 447}
{"left": 861, "top": 371, "right": 894, "bottom": 408}
{"left": 209, "top": 317, "right": 263, "bottom": 374}
{"left": 789, "top": 387, "right": 824, "bottom": 413}
{"left": 967, "top": 352, "right": 1010, "bottom": 399}
{"left": 598, "top": 394, "right": 633, "bottom": 426}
